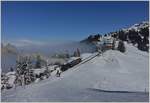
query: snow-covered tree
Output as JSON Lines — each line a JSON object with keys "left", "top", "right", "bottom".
{"left": 15, "top": 56, "right": 35, "bottom": 86}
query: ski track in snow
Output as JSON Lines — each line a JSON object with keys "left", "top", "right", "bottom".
{"left": 1, "top": 43, "right": 149, "bottom": 102}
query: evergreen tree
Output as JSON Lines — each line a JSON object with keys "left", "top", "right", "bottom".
{"left": 138, "top": 36, "right": 149, "bottom": 51}
{"left": 117, "top": 40, "right": 126, "bottom": 53}
{"left": 76, "top": 48, "right": 80, "bottom": 57}
{"left": 74, "top": 51, "right": 77, "bottom": 57}
{"left": 139, "top": 27, "right": 149, "bottom": 38}
{"left": 128, "top": 30, "right": 139, "bottom": 44}
{"left": 112, "top": 39, "right": 116, "bottom": 50}
{"left": 65, "top": 50, "right": 70, "bottom": 58}
{"left": 104, "top": 34, "right": 107, "bottom": 37}
{"left": 35, "top": 55, "right": 42, "bottom": 68}
{"left": 10, "top": 67, "right": 14, "bottom": 72}
{"left": 118, "top": 30, "right": 127, "bottom": 41}
{"left": 137, "top": 27, "right": 149, "bottom": 52}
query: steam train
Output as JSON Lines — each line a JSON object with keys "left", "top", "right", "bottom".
{"left": 61, "top": 57, "right": 82, "bottom": 72}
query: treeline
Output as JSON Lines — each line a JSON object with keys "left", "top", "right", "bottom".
{"left": 111, "top": 26, "right": 149, "bottom": 52}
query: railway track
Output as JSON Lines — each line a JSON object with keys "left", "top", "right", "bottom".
{"left": 67, "top": 52, "right": 100, "bottom": 70}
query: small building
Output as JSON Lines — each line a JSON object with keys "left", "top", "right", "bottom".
{"left": 103, "top": 36, "right": 114, "bottom": 49}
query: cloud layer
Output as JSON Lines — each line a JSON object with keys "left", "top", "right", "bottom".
{"left": 10, "top": 39, "right": 46, "bottom": 47}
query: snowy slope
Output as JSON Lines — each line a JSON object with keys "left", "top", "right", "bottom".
{"left": 1, "top": 43, "right": 149, "bottom": 102}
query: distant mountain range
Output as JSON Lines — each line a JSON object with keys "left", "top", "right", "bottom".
{"left": 1, "top": 43, "right": 18, "bottom": 55}
{"left": 1, "top": 43, "right": 18, "bottom": 73}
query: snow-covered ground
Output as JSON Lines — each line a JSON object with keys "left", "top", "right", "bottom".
{"left": 1, "top": 43, "right": 149, "bottom": 102}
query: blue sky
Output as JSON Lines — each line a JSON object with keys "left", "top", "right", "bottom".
{"left": 1, "top": 1, "right": 149, "bottom": 46}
